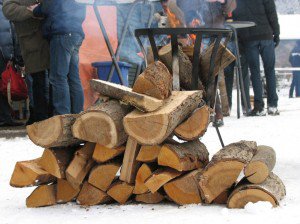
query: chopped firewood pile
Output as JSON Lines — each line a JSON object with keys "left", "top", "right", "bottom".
{"left": 10, "top": 57, "right": 285, "bottom": 209}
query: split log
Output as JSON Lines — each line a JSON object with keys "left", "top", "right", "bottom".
{"left": 107, "top": 180, "right": 134, "bottom": 204}
{"left": 76, "top": 181, "right": 112, "bottom": 206}
{"left": 136, "top": 145, "right": 162, "bottom": 163}
{"left": 196, "top": 141, "right": 257, "bottom": 203}
{"left": 145, "top": 168, "right": 181, "bottom": 193}
{"left": 218, "top": 72, "right": 230, "bottom": 116}
{"left": 227, "top": 173, "right": 286, "bottom": 208}
{"left": 163, "top": 169, "right": 202, "bottom": 205}
{"left": 26, "top": 184, "right": 56, "bottom": 208}
{"left": 213, "top": 183, "right": 236, "bottom": 205}
{"left": 133, "top": 163, "right": 156, "bottom": 194}
{"left": 120, "top": 137, "right": 141, "bottom": 184}
{"left": 10, "top": 158, "right": 55, "bottom": 188}
{"left": 135, "top": 192, "right": 165, "bottom": 204}
{"left": 90, "top": 79, "right": 163, "bottom": 112}
{"left": 92, "top": 144, "right": 125, "bottom": 163}
{"left": 132, "top": 61, "right": 172, "bottom": 100}
{"left": 72, "top": 100, "right": 131, "bottom": 148}
{"left": 88, "top": 160, "right": 122, "bottom": 191}
{"left": 124, "top": 91, "right": 203, "bottom": 145}
{"left": 39, "top": 147, "right": 76, "bottom": 179}
{"left": 174, "top": 105, "right": 211, "bottom": 141}
{"left": 244, "top": 145, "right": 276, "bottom": 184}
{"left": 158, "top": 140, "right": 209, "bottom": 171}
{"left": 66, "top": 143, "right": 96, "bottom": 189}
{"left": 56, "top": 179, "right": 80, "bottom": 203}
{"left": 26, "top": 114, "right": 82, "bottom": 148}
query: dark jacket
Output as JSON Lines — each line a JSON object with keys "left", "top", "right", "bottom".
{"left": 289, "top": 42, "right": 300, "bottom": 68}
{"left": 232, "top": 0, "right": 280, "bottom": 42}
{"left": 2, "top": 0, "right": 50, "bottom": 74}
{"left": 33, "top": 0, "right": 86, "bottom": 39}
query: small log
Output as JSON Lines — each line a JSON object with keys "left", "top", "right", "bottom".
{"left": 196, "top": 141, "right": 257, "bottom": 203}
{"left": 90, "top": 79, "right": 163, "bottom": 112}
{"left": 132, "top": 61, "right": 172, "bottom": 100}
{"left": 107, "top": 180, "right": 134, "bottom": 204}
{"left": 88, "top": 161, "right": 122, "bottom": 191}
{"left": 158, "top": 140, "right": 209, "bottom": 171}
{"left": 133, "top": 163, "right": 156, "bottom": 195}
{"left": 72, "top": 100, "right": 131, "bottom": 148}
{"left": 56, "top": 179, "right": 80, "bottom": 203}
{"left": 174, "top": 105, "right": 210, "bottom": 141}
{"left": 92, "top": 144, "right": 125, "bottom": 163}
{"left": 119, "top": 137, "right": 141, "bottom": 184}
{"left": 26, "top": 184, "right": 56, "bottom": 208}
{"left": 136, "top": 145, "right": 162, "bottom": 163}
{"left": 66, "top": 143, "right": 96, "bottom": 189}
{"left": 76, "top": 181, "right": 112, "bottom": 206}
{"left": 244, "top": 145, "right": 276, "bottom": 184}
{"left": 26, "top": 114, "right": 82, "bottom": 148}
{"left": 10, "top": 158, "right": 55, "bottom": 188}
{"left": 163, "top": 169, "right": 202, "bottom": 205}
{"left": 135, "top": 192, "right": 165, "bottom": 204}
{"left": 39, "top": 147, "right": 76, "bottom": 179}
{"left": 145, "top": 168, "right": 181, "bottom": 193}
{"left": 227, "top": 173, "right": 286, "bottom": 208}
{"left": 124, "top": 91, "right": 203, "bottom": 145}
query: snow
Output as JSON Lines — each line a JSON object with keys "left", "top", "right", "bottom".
{"left": 278, "top": 14, "right": 300, "bottom": 40}
{"left": 1, "top": 89, "right": 300, "bottom": 224}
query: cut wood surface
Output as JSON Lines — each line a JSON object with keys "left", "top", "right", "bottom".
{"left": 107, "top": 180, "right": 134, "bottom": 204}
{"left": 164, "top": 169, "right": 202, "bottom": 205}
{"left": 88, "top": 161, "right": 122, "bottom": 191}
{"left": 227, "top": 173, "right": 286, "bottom": 208}
{"left": 158, "top": 140, "right": 209, "bottom": 171}
{"left": 76, "top": 182, "right": 111, "bottom": 206}
{"left": 196, "top": 141, "right": 257, "bottom": 203}
{"left": 56, "top": 179, "right": 80, "bottom": 203}
{"left": 120, "top": 137, "right": 141, "bottom": 184}
{"left": 145, "top": 168, "right": 181, "bottom": 193}
{"left": 27, "top": 114, "right": 82, "bottom": 148}
{"left": 26, "top": 184, "right": 56, "bottom": 208}
{"left": 135, "top": 192, "right": 165, "bottom": 204}
{"left": 10, "top": 158, "right": 55, "bottom": 188}
{"left": 213, "top": 184, "right": 236, "bottom": 205}
{"left": 244, "top": 145, "right": 276, "bottom": 184}
{"left": 39, "top": 147, "right": 76, "bottom": 179}
{"left": 136, "top": 145, "right": 162, "bottom": 163}
{"left": 66, "top": 143, "right": 95, "bottom": 189}
{"left": 133, "top": 163, "right": 156, "bottom": 194}
{"left": 90, "top": 79, "right": 163, "bottom": 112}
{"left": 72, "top": 100, "right": 130, "bottom": 148}
{"left": 174, "top": 105, "right": 210, "bottom": 141}
{"left": 132, "top": 61, "right": 172, "bottom": 100}
{"left": 92, "top": 144, "right": 125, "bottom": 163}
{"left": 124, "top": 91, "right": 203, "bottom": 145}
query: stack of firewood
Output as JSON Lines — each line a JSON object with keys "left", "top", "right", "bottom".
{"left": 10, "top": 59, "right": 285, "bottom": 209}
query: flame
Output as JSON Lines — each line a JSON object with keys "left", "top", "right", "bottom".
{"left": 190, "top": 18, "right": 202, "bottom": 42}
{"left": 166, "top": 8, "right": 182, "bottom": 28}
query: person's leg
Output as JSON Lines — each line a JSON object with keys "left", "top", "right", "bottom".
{"left": 289, "top": 74, "right": 296, "bottom": 98}
{"left": 224, "top": 61, "right": 235, "bottom": 110}
{"left": 295, "top": 72, "right": 300, "bottom": 97}
{"left": 240, "top": 53, "right": 251, "bottom": 112}
{"left": 0, "top": 94, "right": 13, "bottom": 125}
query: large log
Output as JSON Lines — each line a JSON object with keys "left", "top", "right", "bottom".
{"left": 135, "top": 192, "right": 165, "bottom": 204}
{"left": 227, "top": 173, "right": 286, "bottom": 208}
{"left": 90, "top": 79, "right": 163, "bottom": 112}
{"left": 56, "top": 179, "right": 80, "bottom": 203}
{"left": 92, "top": 144, "right": 125, "bottom": 163}
{"left": 123, "top": 91, "right": 203, "bottom": 145}
{"left": 72, "top": 100, "right": 131, "bottom": 148}
{"left": 10, "top": 158, "right": 55, "bottom": 188}
{"left": 195, "top": 141, "right": 257, "bottom": 203}
{"left": 244, "top": 145, "right": 276, "bottom": 184}
{"left": 158, "top": 140, "right": 209, "bottom": 171}
{"left": 26, "top": 114, "right": 82, "bottom": 148}
{"left": 107, "top": 180, "right": 134, "bottom": 204}
{"left": 26, "top": 184, "right": 56, "bottom": 208}
{"left": 163, "top": 169, "right": 202, "bottom": 205}
{"left": 136, "top": 145, "right": 162, "bottom": 163}
{"left": 133, "top": 163, "right": 156, "bottom": 195}
{"left": 174, "top": 105, "right": 211, "bottom": 141}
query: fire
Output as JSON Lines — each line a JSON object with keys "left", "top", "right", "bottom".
{"left": 166, "top": 8, "right": 183, "bottom": 28}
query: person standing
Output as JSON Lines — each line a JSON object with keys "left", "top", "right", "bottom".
{"left": 289, "top": 40, "right": 300, "bottom": 98}
{"left": 30, "top": 0, "right": 86, "bottom": 115}
{"left": 233, "top": 0, "right": 280, "bottom": 116}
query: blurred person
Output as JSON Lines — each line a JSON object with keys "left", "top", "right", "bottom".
{"left": 2, "top": 0, "right": 51, "bottom": 123}
{"left": 289, "top": 40, "right": 300, "bottom": 98}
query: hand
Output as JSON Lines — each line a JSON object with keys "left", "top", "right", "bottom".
{"left": 206, "top": 0, "right": 225, "bottom": 3}
{"left": 27, "top": 4, "right": 39, "bottom": 12}
{"left": 274, "top": 35, "right": 280, "bottom": 48}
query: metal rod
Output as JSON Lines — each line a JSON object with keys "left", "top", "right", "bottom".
{"left": 215, "top": 126, "right": 225, "bottom": 148}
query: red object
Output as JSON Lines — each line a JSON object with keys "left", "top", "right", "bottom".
{"left": 0, "top": 63, "right": 28, "bottom": 101}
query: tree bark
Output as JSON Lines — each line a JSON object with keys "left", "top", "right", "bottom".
{"left": 92, "top": 144, "right": 125, "bottom": 163}
{"left": 26, "top": 184, "right": 56, "bottom": 208}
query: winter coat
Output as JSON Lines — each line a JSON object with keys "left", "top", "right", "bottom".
{"left": 2, "top": 0, "right": 50, "bottom": 74}
{"left": 289, "top": 43, "right": 300, "bottom": 69}
{"left": 0, "top": 1, "right": 13, "bottom": 60}
{"left": 232, "top": 0, "right": 280, "bottom": 42}
{"left": 33, "top": 0, "right": 86, "bottom": 39}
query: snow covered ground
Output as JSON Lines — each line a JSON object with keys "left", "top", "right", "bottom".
{"left": 1, "top": 89, "right": 300, "bottom": 224}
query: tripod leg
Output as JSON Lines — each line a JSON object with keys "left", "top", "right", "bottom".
{"left": 215, "top": 126, "right": 225, "bottom": 148}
